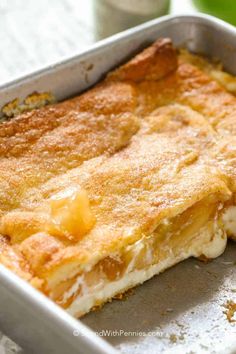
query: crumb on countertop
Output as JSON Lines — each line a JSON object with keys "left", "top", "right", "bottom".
{"left": 169, "top": 332, "right": 185, "bottom": 344}
{"left": 223, "top": 300, "right": 236, "bottom": 323}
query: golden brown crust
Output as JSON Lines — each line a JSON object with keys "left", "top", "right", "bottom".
{"left": 108, "top": 38, "right": 177, "bottom": 82}
{"left": 0, "top": 38, "right": 235, "bottom": 306}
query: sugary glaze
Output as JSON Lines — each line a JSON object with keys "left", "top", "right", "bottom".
{"left": 0, "top": 38, "right": 236, "bottom": 316}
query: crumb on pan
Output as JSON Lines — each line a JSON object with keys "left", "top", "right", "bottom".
{"left": 161, "top": 308, "right": 174, "bottom": 316}
{"left": 0, "top": 91, "right": 55, "bottom": 119}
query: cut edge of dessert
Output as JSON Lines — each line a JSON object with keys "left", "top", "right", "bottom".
{"left": 66, "top": 195, "right": 232, "bottom": 317}
{"left": 38, "top": 187, "right": 235, "bottom": 317}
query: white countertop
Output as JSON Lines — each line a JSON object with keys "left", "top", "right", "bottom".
{"left": 0, "top": 0, "right": 197, "bottom": 85}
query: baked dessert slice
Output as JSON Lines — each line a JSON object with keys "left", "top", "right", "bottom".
{"left": 0, "top": 38, "right": 235, "bottom": 317}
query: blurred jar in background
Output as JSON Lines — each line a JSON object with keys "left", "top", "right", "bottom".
{"left": 193, "top": 0, "right": 236, "bottom": 26}
{"left": 94, "top": 0, "right": 170, "bottom": 39}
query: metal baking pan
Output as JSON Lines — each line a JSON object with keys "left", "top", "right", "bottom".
{"left": 0, "top": 13, "right": 236, "bottom": 354}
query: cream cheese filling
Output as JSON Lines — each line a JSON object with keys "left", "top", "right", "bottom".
{"left": 66, "top": 219, "right": 227, "bottom": 317}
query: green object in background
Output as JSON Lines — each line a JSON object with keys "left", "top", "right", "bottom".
{"left": 193, "top": 0, "right": 236, "bottom": 25}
